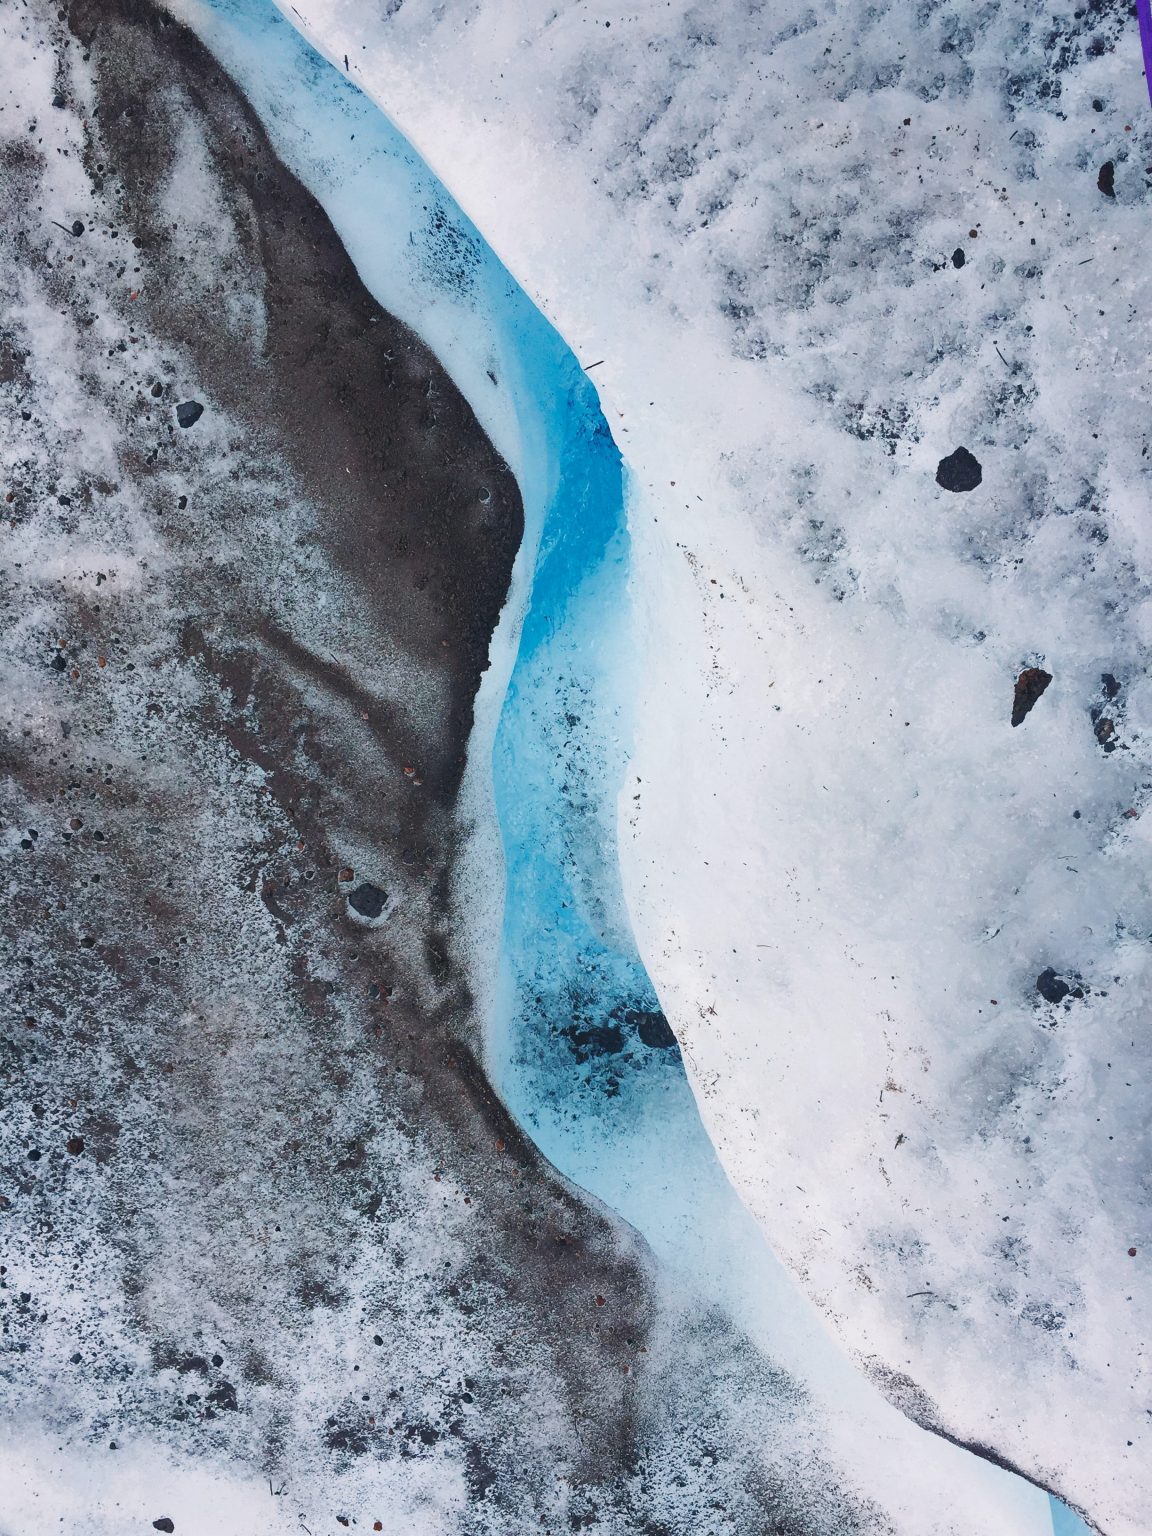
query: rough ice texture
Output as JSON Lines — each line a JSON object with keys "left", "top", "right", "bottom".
{"left": 0, "top": 3, "right": 947, "bottom": 1532}
{"left": 254, "top": 1, "right": 1150, "bottom": 1531}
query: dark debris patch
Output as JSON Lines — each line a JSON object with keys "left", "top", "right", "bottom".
{"left": 935, "top": 446, "right": 982, "bottom": 493}
{"left": 1036, "top": 968, "right": 1070, "bottom": 1004}
{"left": 1098, "top": 161, "right": 1115, "bottom": 198}
{"left": 174, "top": 400, "right": 203, "bottom": 428}
{"left": 1011, "top": 667, "right": 1052, "bottom": 727}
{"left": 1035, "top": 968, "right": 1085, "bottom": 1005}
{"left": 1090, "top": 672, "right": 1125, "bottom": 753}
{"left": 626, "top": 1007, "right": 679, "bottom": 1050}
{"left": 347, "top": 881, "right": 387, "bottom": 919}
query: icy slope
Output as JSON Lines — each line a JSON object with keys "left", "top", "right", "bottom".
{"left": 267, "top": 2, "right": 1152, "bottom": 1530}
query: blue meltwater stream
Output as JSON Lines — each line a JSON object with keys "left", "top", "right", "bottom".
{"left": 174, "top": 3, "right": 1091, "bottom": 1530}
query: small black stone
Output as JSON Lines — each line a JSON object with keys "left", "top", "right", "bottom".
{"left": 935, "top": 446, "right": 982, "bottom": 493}
{"left": 211, "top": 1353, "right": 223, "bottom": 1367}
{"left": 570, "top": 1022, "right": 624, "bottom": 1056}
{"left": 1036, "top": 968, "right": 1070, "bottom": 1005}
{"left": 1011, "top": 667, "right": 1052, "bottom": 727}
{"left": 71, "top": 220, "right": 84, "bottom": 236}
{"left": 52, "top": 92, "right": 66, "bottom": 108}
{"left": 951, "top": 248, "right": 965, "bottom": 268}
{"left": 152, "top": 1520, "right": 175, "bottom": 1533}
{"left": 151, "top": 382, "right": 163, "bottom": 398}
{"left": 628, "top": 1008, "right": 678, "bottom": 1050}
{"left": 1098, "top": 161, "right": 1115, "bottom": 198}
{"left": 1092, "top": 98, "right": 1104, "bottom": 111}
{"left": 1101, "top": 672, "right": 1120, "bottom": 699}
{"left": 175, "top": 400, "right": 203, "bottom": 429}
{"left": 177, "top": 495, "right": 188, "bottom": 510}
{"left": 348, "top": 882, "right": 387, "bottom": 919}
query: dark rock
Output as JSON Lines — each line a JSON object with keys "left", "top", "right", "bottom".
{"left": 152, "top": 1521, "right": 175, "bottom": 1533}
{"left": 570, "top": 1022, "right": 625, "bottom": 1056}
{"left": 1101, "top": 672, "right": 1120, "bottom": 699}
{"left": 347, "top": 882, "right": 387, "bottom": 919}
{"left": 52, "top": 92, "right": 66, "bottom": 108}
{"left": 175, "top": 400, "right": 203, "bottom": 429}
{"left": 951, "top": 248, "right": 965, "bottom": 268}
{"left": 150, "top": 382, "right": 163, "bottom": 398}
{"left": 1092, "top": 98, "right": 1104, "bottom": 111}
{"left": 1011, "top": 667, "right": 1052, "bottom": 727}
{"left": 935, "top": 446, "right": 982, "bottom": 492}
{"left": 71, "top": 220, "right": 84, "bottom": 236}
{"left": 1036, "top": 968, "right": 1070, "bottom": 1005}
{"left": 65, "top": 1136, "right": 85, "bottom": 1155}
{"left": 628, "top": 1008, "right": 678, "bottom": 1050}
{"left": 1098, "top": 161, "right": 1115, "bottom": 198}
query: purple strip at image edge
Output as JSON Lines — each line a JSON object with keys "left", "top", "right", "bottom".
{"left": 1139, "top": 0, "right": 1152, "bottom": 107}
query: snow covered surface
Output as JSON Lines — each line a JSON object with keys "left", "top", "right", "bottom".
{"left": 52, "top": 3, "right": 1067, "bottom": 1529}
{"left": 228, "top": 1, "right": 1150, "bottom": 1529}
{"left": 2, "top": 0, "right": 1145, "bottom": 1530}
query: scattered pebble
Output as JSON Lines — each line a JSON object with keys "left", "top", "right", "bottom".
{"left": 175, "top": 400, "right": 203, "bottom": 429}
{"left": 347, "top": 882, "right": 386, "bottom": 919}
{"left": 935, "top": 446, "right": 982, "bottom": 493}
{"left": 1011, "top": 667, "right": 1052, "bottom": 727}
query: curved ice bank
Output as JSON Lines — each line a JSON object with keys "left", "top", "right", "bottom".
{"left": 172, "top": 3, "right": 1089, "bottom": 1532}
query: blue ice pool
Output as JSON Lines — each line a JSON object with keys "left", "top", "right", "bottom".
{"left": 172, "top": 3, "right": 1094, "bottom": 1530}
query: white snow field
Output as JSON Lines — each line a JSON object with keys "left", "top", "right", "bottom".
{"left": 246, "top": 2, "right": 1149, "bottom": 1531}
